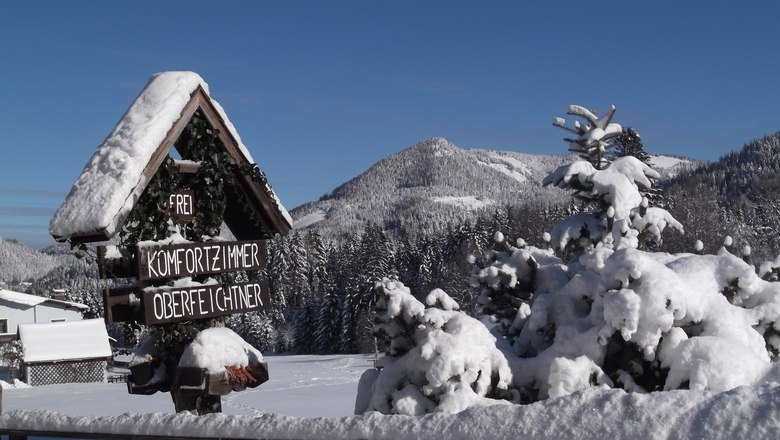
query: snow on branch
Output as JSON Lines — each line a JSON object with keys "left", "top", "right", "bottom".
{"left": 554, "top": 104, "right": 622, "bottom": 169}
{"left": 360, "top": 278, "right": 512, "bottom": 415}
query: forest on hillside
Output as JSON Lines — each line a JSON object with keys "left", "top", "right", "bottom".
{"left": 4, "top": 132, "right": 780, "bottom": 358}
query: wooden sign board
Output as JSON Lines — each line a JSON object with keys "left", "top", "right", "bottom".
{"left": 137, "top": 240, "right": 266, "bottom": 281}
{"left": 104, "top": 280, "right": 270, "bottom": 325}
{"left": 142, "top": 280, "right": 270, "bottom": 325}
{"left": 168, "top": 191, "right": 195, "bottom": 222}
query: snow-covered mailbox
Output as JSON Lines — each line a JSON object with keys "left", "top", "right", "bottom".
{"left": 18, "top": 319, "right": 111, "bottom": 386}
{"left": 49, "top": 72, "right": 292, "bottom": 414}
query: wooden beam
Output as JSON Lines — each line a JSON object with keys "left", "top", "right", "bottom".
{"left": 191, "top": 90, "right": 292, "bottom": 237}
{"left": 174, "top": 160, "right": 201, "bottom": 174}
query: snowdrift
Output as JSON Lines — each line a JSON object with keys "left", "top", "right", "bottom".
{"left": 2, "top": 384, "right": 779, "bottom": 439}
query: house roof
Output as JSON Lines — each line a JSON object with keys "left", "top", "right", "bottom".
{"left": 50, "top": 71, "right": 292, "bottom": 244}
{"left": 0, "top": 289, "right": 88, "bottom": 310}
{"left": 18, "top": 319, "right": 112, "bottom": 363}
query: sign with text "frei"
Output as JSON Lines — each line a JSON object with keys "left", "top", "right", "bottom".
{"left": 138, "top": 240, "right": 266, "bottom": 281}
{"left": 168, "top": 191, "right": 195, "bottom": 222}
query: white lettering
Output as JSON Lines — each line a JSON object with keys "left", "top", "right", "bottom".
{"left": 211, "top": 245, "right": 221, "bottom": 271}
{"left": 180, "top": 289, "right": 191, "bottom": 317}
{"left": 194, "top": 246, "right": 204, "bottom": 273}
{"left": 252, "top": 243, "right": 260, "bottom": 267}
{"left": 197, "top": 288, "right": 207, "bottom": 314}
{"left": 153, "top": 293, "right": 164, "bottom": 321}
{"left": 185, "top": 248, "right": 195, "bottom": 274}
{"left": 163, "top": 291, "right": 173, "bottom": 320}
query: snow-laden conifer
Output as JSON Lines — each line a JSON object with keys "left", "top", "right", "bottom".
{"left": 470, "top": 104, "right": 780, "bottom": 401}
{"left": 356, "top": 278, "right": 511, "bottom": 415}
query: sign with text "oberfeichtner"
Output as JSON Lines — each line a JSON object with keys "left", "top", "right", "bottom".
{"left": 142, "top": 280, "right": 270, "bottom": 325}
{"left": 137, "top": 240, "right": 266, "bottom": 281}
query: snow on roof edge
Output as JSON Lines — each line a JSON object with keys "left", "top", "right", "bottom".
{"left": 49, "top": 71, "right": 292, "bottom": 240}
{"left": 19, "top": 319, "right": 111, "bottom": 363}
{"left": 0, "top": 289, "right": 47, "bottom": 306}
{"left": 0, "top": 289, "right": 88, "bottom": 310}
{"left": 50, "top": 72, "right": 206, "bottom": 240}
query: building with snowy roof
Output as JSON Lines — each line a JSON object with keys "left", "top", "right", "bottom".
{"left": 18, "top": 318, "right": 111, "bottom": 386}
{"left": 0, "top": 289, "right": 88, "bottom": 344}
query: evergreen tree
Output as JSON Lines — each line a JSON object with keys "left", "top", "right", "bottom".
{"left": 0, "top": 340, "right": 23, "bottom": 381}
{"left": 469, "top": 103, "right": 780, "bottom": 402}
{"left": 314, "top": 291, "right": 342, "bottom": 353}
{"left": 287, "top": 233, "right": 311, "bottom": 308}
{"left": 552, "top": 104, "right": 622, "bottom": 170}
{"left": 611, "top": 127, "right": 651, "bottom": 165}
{"left": 267, "top": 236, "right": 290, "bottom": 311}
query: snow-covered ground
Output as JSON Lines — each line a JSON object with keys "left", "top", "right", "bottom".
{"left": 477, "top": 155, "right": 530, "bottom": 183}
{"left": 293, "top": 210, "right": 328, "bottom": 230}
{"left": 2, "top": 354, "right": 780, "bottom": 439}
{"left": 2, "top": 354, "right": 372, "bottom": 418}
{"left": 432, "top": 196, "right": 494, "bottom": 211}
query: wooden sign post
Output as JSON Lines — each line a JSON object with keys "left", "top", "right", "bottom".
{"left": 99, "top": 240, "right": 271, "bottom": 325}
{"left": 51, "top": 73, "right": 292, "bottom": 416}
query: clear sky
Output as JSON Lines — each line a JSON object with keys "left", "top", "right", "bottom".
{"left": 2, "top": 1, "right": 779, "bottom": 249}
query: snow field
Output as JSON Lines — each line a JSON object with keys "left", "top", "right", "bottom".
{"left": 2, "top": 373, "right": 779, "bottom": 439}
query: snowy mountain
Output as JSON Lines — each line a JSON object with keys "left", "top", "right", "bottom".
{"left": 662, "top": 131, "right": 780, "bottom": 259}
{"left": 0, "top": 137, "right": 696, "bottom": 286}
{"left": 291, "top": 137, "right": 694, "bottom": 240}
{"left": 0, "top": 238, "right": 75, "bottom": 286}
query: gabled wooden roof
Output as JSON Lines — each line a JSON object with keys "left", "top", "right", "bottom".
{"left": 50, "top": 72, "right": 292, "bottom": 244}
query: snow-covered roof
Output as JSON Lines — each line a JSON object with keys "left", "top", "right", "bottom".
{"left": 0, "top": 289, "right": 88, "bottom": 310}
{"left": 18, "top": 319, "right": 111, "bottom": 363}
{"left": 50, "top": 71, "right": 292, "bottom": 243}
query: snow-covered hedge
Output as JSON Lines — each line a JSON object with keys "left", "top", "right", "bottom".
{"left": 473, "top": 238, "right": 780, "bottom": 399}
{"left": 357, "top": 104, "right": 780, "bottom": 414}
{"left": 469, "top": 104, "right": 780, "bottom": 401}
{"left": 355, "top": 279, "right": 511, "bottom": 415}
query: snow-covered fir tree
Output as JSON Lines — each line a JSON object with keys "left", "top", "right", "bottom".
{"left": 355, "top": 278, "right": 511, "bottom": 415}
{"left": 611, "top": 127, "right": 651, "bottom": 165}
{"left": 468, "top": 104, "right": 780, "bottom": 402}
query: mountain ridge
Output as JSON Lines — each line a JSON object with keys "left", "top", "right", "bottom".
{"left": 291, "top": 137, "right": 694, "bottom": 240}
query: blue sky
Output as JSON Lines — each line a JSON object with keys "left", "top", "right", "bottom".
{"left": 2, "top": 1, "right": 780, "bottom": 248}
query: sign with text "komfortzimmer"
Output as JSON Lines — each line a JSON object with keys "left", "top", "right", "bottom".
{"left": 137, "top": 240, "right": 266, "bottom": 281}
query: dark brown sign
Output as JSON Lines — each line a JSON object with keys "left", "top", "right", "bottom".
{"left": 168, "top": 191, "right": 195, "bottom": 222}
{"left": 103, "top": 286, "right": 139, "bottom": 324}
{"left": 142, "top": 280, "right": 270, "bottom": 325}
{"left": 137, "top": 240, "right": 266, "bottom": 281}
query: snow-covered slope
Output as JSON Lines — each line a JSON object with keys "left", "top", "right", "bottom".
{"left": 0, "top": 238, "right": 75, "bottom": 285}
{"left": 291, "top": 137, "right": 694, "bottom": 240}
{"left": 291, "top": 138, "right": 569, "bottom": 238}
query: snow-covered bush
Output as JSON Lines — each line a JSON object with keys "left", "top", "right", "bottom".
{"left": 471, "top": 104, "right": 780, "bottom": 401}
{"left": 355, "top": 278, "right": 512, "bottom": 415}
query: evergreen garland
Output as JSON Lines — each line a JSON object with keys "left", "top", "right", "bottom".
{"left": 118, "top": 110, "right": 274, "bottom": 379}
